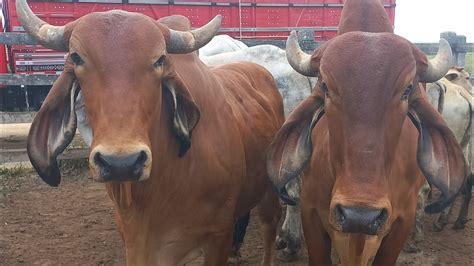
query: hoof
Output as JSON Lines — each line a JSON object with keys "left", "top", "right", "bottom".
{"left": 276, "top": 248, "right": 298, "bottom": 262}
{"left": 228, "top": 253, "right": 240, "bottom": 265}
{"left": 453, "top": 219, "right": 468, "bottom": 230}
{"left": 228, "top": 249, "right": 241, "bottom": 265}
{"left": 275, "top": 236, "right": 287, "bottom": 250}
{"left": 432, "top": 221, "right": 447, "bottom": 232}
{"left": 403, "top": 242, "right": 421, "bottom": 253}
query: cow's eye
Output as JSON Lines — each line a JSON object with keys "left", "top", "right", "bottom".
{"left": 401, "top": 84, "right": 413, "bottom": 101}
{"left": 70, "top": 52, "right": 84, "bottom": 65}
{"left": 154, "top": 55, "right": 166, "bottom": 68}
{"left": 321, "top": 82, "right": 329, "bottom": 95}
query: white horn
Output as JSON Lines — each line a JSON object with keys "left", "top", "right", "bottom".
{"left": 420, "top": 38, "right": 453, "bottom": 83}
{"left": 16, "top": 0, "right": 67, "bottom": 51}
{"left": 167, "top": 15, "right": 222, "bottom": 54}
{"left": 286, "top": 31, "right": 317, "bottom": 77}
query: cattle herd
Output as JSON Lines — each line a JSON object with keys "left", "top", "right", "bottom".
{"left": 15, "top": 0, "right": 472, "bottom": 264}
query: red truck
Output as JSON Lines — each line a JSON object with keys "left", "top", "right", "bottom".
{"left": 0, "top": 0, "right": 396, "bottom": 110}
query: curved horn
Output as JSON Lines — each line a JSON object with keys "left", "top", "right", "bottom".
{"left": 286, "top": 31, "right": 317, "bottom": 77}
{"left": 419, "top": 39, "right": 453, "bottom": 83}
{"left": 167, "top": 15, "right": 222, "bottom": 54}
{"left": 16, "top": 0, "right": 67, "bottom": 51}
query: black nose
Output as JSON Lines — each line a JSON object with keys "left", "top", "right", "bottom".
{"left": 335, "top": 205, "right": 387, "bottom": 235}
{"left": 94, "top": 151, "right": 148, "bottom": 181}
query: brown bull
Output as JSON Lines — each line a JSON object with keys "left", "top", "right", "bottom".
{"left": 267, "top": 0, "right": 468, "bottom": 264}
{"left": 18, "top": 0, "right": 284, "bottom": 264}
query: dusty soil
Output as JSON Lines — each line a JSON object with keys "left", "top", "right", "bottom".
{"left": 0, "top": 165, "right": 472, "bottom": 265}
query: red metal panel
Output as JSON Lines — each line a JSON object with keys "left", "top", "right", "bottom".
{"left": 256, "top": 7, "right": 289, "bottom": 27}
{"left": 122, "top": 4, "right": 158, "bottom": 19}
{"left": 323, "top": 7, "right": 341, "bottom": 26}
{"left": 169, "top": 5, "right": 212, "bottom": 27}
{"left": 211, "top": 5, "right": 237, "bottom": 28}
{"left": 290, "top": 0, "right": 325, "bottom": 2}
{"left": 290, "top": 7, "right": 324, "bottom": 27}
{"left": 320, "top": 0, "right": 343, "bottom": 4}
{"left": 257, "top": 0, "right": 289, "bottom": 3}
{"left": 0, "top": 22, "right": 8, "bottom": 88}
{"left": 4, "top": 0, "right": 397, "bottom": 74}
{"left": 213, "top": 0, "right": 252, "bottom": 2}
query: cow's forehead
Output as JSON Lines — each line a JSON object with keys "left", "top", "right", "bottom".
{"left": 322, "top": 32, "right": 414, "bottom": 70}
{"left": 70, "top": 11, "right": 166, "bottom": 55}
{"left": 320, "top": 32, "right": 416, "bottom": 88}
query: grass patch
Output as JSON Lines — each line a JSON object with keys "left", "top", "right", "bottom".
{"left": 0, "top": 164, "right": 30, "bottom": 179}
{"left": 59, "top": 158, "right": 89, "bottom": 174}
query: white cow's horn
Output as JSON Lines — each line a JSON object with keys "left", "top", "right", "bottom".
{"left": 167, "top": 15, "right": 222, "bottom": 54}
{"left": 16, "top": 0, "right": 67, "bottom": 51}
{"left": 420, "top": 39, "right": 453, "bottom": 83}
{"left": 286, "top": 31, "right": 317, "bottom": 77}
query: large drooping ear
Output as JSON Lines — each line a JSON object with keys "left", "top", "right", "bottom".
{"left": 408, "top": 84, "right": 468, "bottom": 213}
{"left": 267, "top": 89, "right": 325, "bottom": 205}
{"left": 27, "top": 70, "right": 79, "bottom": 187}
{"left": 445, "top": 72, "right": 460, "bottom": 82}
{"left": 162, "top": 72, "right": 201, "bottom": 157}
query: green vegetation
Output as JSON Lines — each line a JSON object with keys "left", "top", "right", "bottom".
{"left": 59, "top": 158, "right": 89, "bottom": 173}
{"left": 0, "top": 164, "right": 30, "bottom": 179}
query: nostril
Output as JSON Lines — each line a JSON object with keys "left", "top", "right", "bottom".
{"left": 135, "top": 150, "right": 148, "bottom": 166}
{"left": 373, "top": 208, "right": 388, "bottom": 228}
{"left": 93, "top": 152, "right": 111, "bottom": 178}
{"left": 335, "top": 204, "right": 345, "bottom": 223}
{"left": 94, "top": 152, "right": 107, "bottom": 168}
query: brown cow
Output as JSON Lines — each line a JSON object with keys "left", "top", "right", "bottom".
{"left": 18, "top": 0, "right": 284, "bottom": 264}
{"left": 267, "top": 0, "right": 467, "bottom": 264}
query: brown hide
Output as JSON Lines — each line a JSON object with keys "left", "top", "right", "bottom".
{"left": 271, "top": 20, "right": 466, "bottom": 266}
{"left": 270, "top": 0, "right": 464, "bottom": 264}
{"left": 25, "top": 10, "right": 284, "bottom": 264}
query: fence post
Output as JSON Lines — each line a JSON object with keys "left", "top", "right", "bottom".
{"left": 440, "top": 31, "right": 466, "bottom": 67}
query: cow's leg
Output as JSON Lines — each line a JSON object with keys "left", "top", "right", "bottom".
{"left": 256, "top": 185, "right": 282, "bottom": 266}
{"left": 276, "top": 176, "right": 302, "bottom": 262}
{"left": 204, "top": 231, "right": 234, "bottom": 266}
{"left": 276, "top": 205, "right": 302, "bottom": 262}
{"left": 301, "top": 206, "right": 331, "bottom": 265}
{"left": 373, "top": 217, "right": 413, "bottom": 265}
{"left": 229, "top": 212, "right": 251, "bottom": 264}
{"left": 433, "top": 202, "right": 454, "bottom": 231}
{"left": 404, "top": 181, "right": 430, "bottom": 252}
{"left": 454, "top": 174, "right": 472, "bottom": 229}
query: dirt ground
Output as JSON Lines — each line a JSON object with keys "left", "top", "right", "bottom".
{"left": 0, "top": 164, "right": 472, "bottom": 265}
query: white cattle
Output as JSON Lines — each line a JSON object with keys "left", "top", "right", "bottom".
{"left": 200, "top": 42, "right": 316, "bottom": 261}
{"left": 427, "top": 68, "right": 473, "bottom": 231}
{"left": 201, "top": 44, "right": 316, "bottom": 116}
{"left": 198, "top": 34, "right": 248, "bottom": 57}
